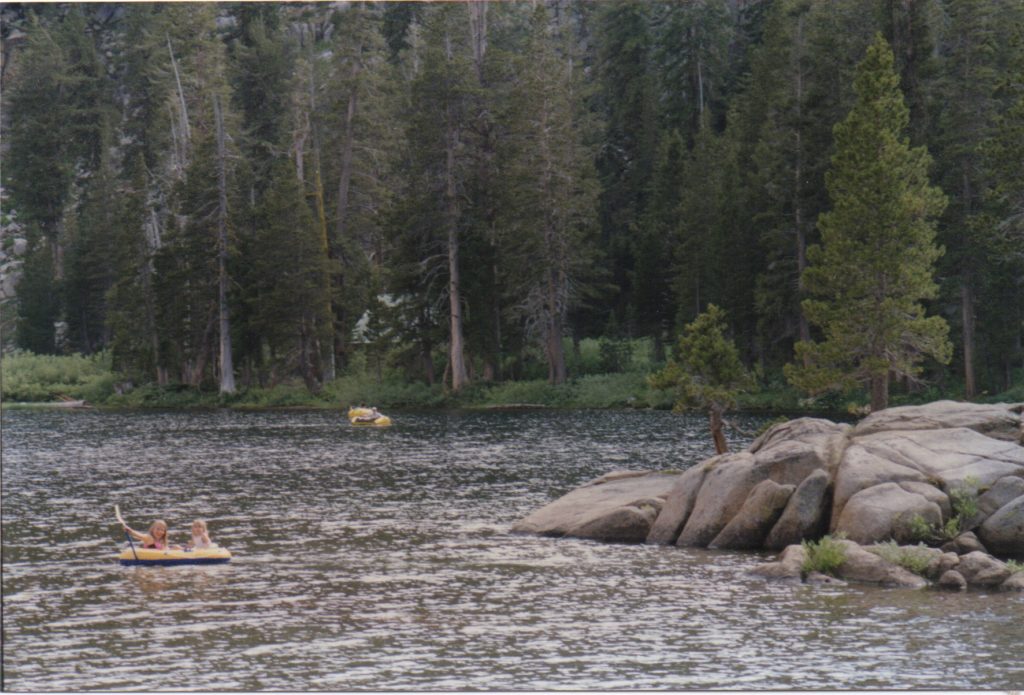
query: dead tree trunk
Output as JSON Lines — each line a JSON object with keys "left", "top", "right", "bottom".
{"left": 793, "top": 14, "right": 811, "bottom": 358}
{"left": 167, "top": 33, "right": 190, "bottom": 172}
{"left": 444, "top": 31, "right": 469, "bottom": 393}
{"left": 335, "top": 62, "right": 360, "bottom": 245}
{"left": 214, "top": 94, "right": 236, "bottom": 394}
{"left": 961, "top": 279, "right": 976, "bottom": 398}
{"left": 710, "top": 403, "right": 728, "bottom": 455}
{"left": 870, "top": 369, "right": 890, "bottom": 413}
{"left": 305, "top": 48, "right": 335, "bottom": 383}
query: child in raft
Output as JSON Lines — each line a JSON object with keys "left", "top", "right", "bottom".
{"left": 122, "top": 519, "right": 180, "bottom": 550}
{"left": 354, "top": 405, "right": 382, "bottom": 422}
{"left": 186, "top": 519, "right": 213, "bottom": 549}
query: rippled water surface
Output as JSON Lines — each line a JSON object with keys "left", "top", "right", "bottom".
{"left": 3, "top": 408, "right": 1022, "bottom": 691}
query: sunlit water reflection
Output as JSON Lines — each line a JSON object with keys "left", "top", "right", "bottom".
{"left": 2, "top": 408, "right": 1022, "bottom": 690}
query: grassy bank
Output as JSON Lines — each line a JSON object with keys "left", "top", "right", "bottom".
{"left": 0, "top": 351, "right": 118, "bottom": 404}
{"left": 2, "top": 349, "right": 1019, "bottom": 415}
{"left": 0, "top": 350, "right": 681, "bottom": 411}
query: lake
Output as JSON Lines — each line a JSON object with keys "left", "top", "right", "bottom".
{"left": 2, "top": 408, "right": 1022, "bottom": 690}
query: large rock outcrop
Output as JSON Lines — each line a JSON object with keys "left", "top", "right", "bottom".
{"left": 509, "top": 470, "right": 678, "bottom": 542}
{"left": 852, "top": 400, "right": 1023, "bottom": 442}
{"left": 672, "top": 419, "right": 849, "bottom": 549}
{"left": 514, "top": 401, "right": 1024, "bottom": 569}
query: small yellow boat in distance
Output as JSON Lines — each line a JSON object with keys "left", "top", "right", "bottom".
{"left": 118, "top": 545, "right": 232, "bottom": 566}
{"left": 348, "top": 407, "right": 392, "bottom": 427}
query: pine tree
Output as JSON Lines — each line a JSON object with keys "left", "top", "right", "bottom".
{"left": 879, "top": 0, "right": 940, "bottom": 145}
{"left": 592, "top": 1, "right": 658, "bottom": 332}
{"left": 148, "top": 8, "right": 240, "bottom": 388}
{"left": 498, "top": 5, "right": 600, "bottom": 385}
{"left": 14, "top": 242, "right": 60, "bottom": 354}
{"left": 723, "top": 0, "right": 877, "bottom": 369}
{"left": 786, "top": 34, "right": 950, "bottom": 411}
{"left": 933, "top": 0, "right": 1016, "bottom": 396}
{"left": 240, "top": 159, "right": 335, "bottom": 391}
{"left": 649, "top": 305, "right": 752, "bottom": 454}
{"left": 64, "top": 152, "right": 120, "bottom": 354}
{"left": 105, "top": 160, "right": 156, "bottom": 381}
{"left": 651, "top": 0, "right": 733, "bottom": 138}
{"left": 673, "top": 120, "right": 727, "bottom": 328}
{"left": 402, "top": 4, "right": 475, "bottom": 392}
{"left": 635, "top": 129, "right": 686, "bottom": 360}
{"left": 229, "top": 13, "right": 294, "bottom": 194}
{"left": 321, "top": 2, "right": 399, "bottom": 376}
{"left": 749, "top": 0, "right": 816, "bottom": 363}
{"left": 5, "top": 10, "right": 112, "bottom": 353}
{"left": 978, "top": 19, "right": 1024, "bottom": 389}
{"left": 103, "top": 4, "right": 223, "bottom": 384}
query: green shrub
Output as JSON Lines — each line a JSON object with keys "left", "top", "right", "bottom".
{"left": 478, "top": 379, "right": 573, "bottom": 408}
{"left": 1, "top": 350, "right": 116, "bottom": 402}
{"left": 474, "top": 372, "right": 670, "bottom": 409}
{"left": 907, "top": 512, "right": 962, "bottom": 544}
{"left": 564, "top": 336, "right": 656, "bottom": 377}
{"left": 866, "top": 541, "right": 935, "bottom": 575}
{"left": 598, "top": 338, "right": 634, "bottom": 374}
{"left": 985, "top": 379, "right": 1024, "bottom": 403}
{"left": 948, "top": 478, "right": 980, "bottom": 525}
{"left": 323, "top": 373, "right": 447, "bottom": 409}
{"left": 226, "top": 383, "right": 327, "bottom": 408}
{"left": 907, "top": 513, "right": 937, "bottom": 543}
{"left": 907, "top": 478, "right": 982, "bottom": 545}
{"left": 570, "top": 373, "right": 648, "bottom": 408}
{"left": 1007, "top": 560, "right": 1024, "bottom": 574}
{"left": 564, "top": 338, "right": 603, "bottom": 376}
{"left": 736, "top": 388, "right": 805, "bottom": 413}
{"left": 801, "top": 534, "right": 848, "bottom": 576}
{"left": 105, "top": 383, "right": 221, "bottom": 408}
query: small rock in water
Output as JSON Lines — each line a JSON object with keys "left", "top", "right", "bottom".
{"left": 999, "top": 572, "right": 1024, "bottom": 592}
{"left": 956, "top": 551, "right": 1011, "bottom": 587}
{"left": 926, "top": 552, "right": 960, "bottom": 580}
{"left": 748, "top": 544, "right": 805, "bottom": 583}
{"left": 806, "top": 571, "right": 846, "bottom": 586}
{"left": 938, "top": 570, "right": 967, "bottom": 591}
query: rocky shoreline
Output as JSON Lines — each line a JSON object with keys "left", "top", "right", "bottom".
{"left": 511, "top": 400, "right": 1024, "bottom": 591}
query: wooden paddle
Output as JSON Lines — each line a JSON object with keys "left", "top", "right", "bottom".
{"left": 115, "top": 505, "right": 139, "bottom": 562}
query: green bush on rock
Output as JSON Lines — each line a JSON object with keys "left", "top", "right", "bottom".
{"left": 866, "top": 541, "right": 935, "bottom": 575}
{"left": 801, "top": 535, "right": 848, "bottom": 576}
{"left": 907, "top": 477, "right": 982, "bottom": 545}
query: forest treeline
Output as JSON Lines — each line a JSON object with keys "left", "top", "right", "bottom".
{"left": 1, "top": 1, "right": 1022, "bottom": 406}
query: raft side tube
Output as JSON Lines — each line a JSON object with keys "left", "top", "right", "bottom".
{"left": 117, "top": 545, "right": 232, "bottom": 566}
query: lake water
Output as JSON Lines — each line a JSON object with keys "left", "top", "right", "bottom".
{"left": 2, "top": 408, "right": 1022, "bottom": 691}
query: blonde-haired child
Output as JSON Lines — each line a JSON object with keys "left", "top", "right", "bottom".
{"left": 188, "top": 519, "right": 213, "bottom": 549}
{"left": 123, "top": 519, "right": 174, "bottom": 550}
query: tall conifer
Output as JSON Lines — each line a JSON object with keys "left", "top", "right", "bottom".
{"left": 786, "top": 34, "right": 950, "bottom": 411}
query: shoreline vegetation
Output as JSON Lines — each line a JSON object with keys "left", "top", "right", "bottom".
{"left": 4, "top": 8, "right": 1023, "bottom": 429}
{"left": 3, "top": 345, "right": 1021, "bottom": 416}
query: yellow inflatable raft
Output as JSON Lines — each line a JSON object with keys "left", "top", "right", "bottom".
{"left": 118, "top": 545, "right": 232, "bottom": 566}
{"left": 347, "top": 407, "right": 392, "bottom": 427}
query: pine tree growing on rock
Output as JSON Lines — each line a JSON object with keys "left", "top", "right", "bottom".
{"left": 785, "top": 34, "right": 950, "bottom": 412}
{"left": 649, "top": 304, "right": 752, "bottom": 454}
